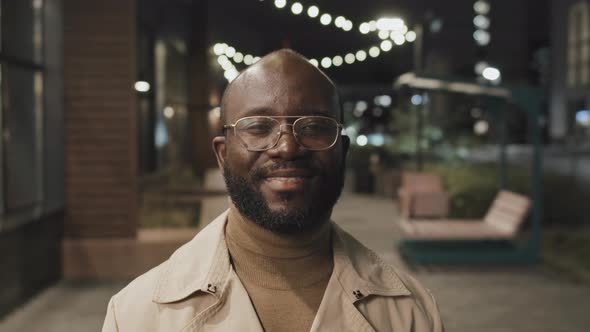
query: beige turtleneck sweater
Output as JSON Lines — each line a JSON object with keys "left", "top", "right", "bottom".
{"left": 225, "top": 208, "right": 334, "bottom": 332}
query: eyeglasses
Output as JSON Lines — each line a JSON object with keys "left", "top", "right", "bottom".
{"left": 223, "top": 115, "right": 343, "bottom": 151}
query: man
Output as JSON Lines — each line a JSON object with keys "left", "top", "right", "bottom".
{"left": 102, "top": 49, "right": 443, "bottom": 332}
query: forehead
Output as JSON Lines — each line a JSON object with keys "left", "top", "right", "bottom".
{"left": 223, "top": 60, "right": 339, "bottom": 122}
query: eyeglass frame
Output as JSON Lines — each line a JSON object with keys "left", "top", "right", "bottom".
{"left": 222, "top": 115, "right": 344, "bottom": 152}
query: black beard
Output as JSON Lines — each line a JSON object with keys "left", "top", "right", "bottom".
{"left": 222, "top": 161, "right": 345, "bottom": 234}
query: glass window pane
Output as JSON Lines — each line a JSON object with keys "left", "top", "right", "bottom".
{"left": 1, "top": 0, "right": 44, "bottom": 63}
{"left": 2, "top": 65, "right": 42, "bottom": 211}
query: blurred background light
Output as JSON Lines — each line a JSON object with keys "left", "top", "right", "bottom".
{"left": 274, "top": 0, "right": 287, "bottom": 9}
{"left": 291, "top": 2, "right": 303, "bottom": 15}
{"left": 356, "top": 135, "right": 368, "bottom": 146}
{"left": 369, "top": 46, "right": 380, "bottom": 58}
{"left": 344, "top": 53, "right": 355, "bottom": 64}
{"left": 474, "top": 120, "right": 489, "bottom": 135}
{"left": 380, "top": 40, "right": 393, "bottom": 51}
{"left": 411, "top": 94, "right": 423, "bottom": 105}
{"left": 355, "top": 50, "right": 367, "bottom": 61}
{"left": 576, "top": 110, "right": 590, "bottom": 127}
{"left": 307, "top": 5, "right": 319, "bottom": 18}
{"left": 321, "top": 57, "right": 332, "bottom": 68}
{"left": 405, "top": 31, "right": 417, "bottom": 42}
{"left": 320, "top": 13, "right": 332, "bottom": 25}
{"left": 474, "top": 0, "right": 491, "bottom": 15}
{"left": 134, "top": 81, "right": 150, "bottom": 92}
{"left": 482, "top": 66, "right": 501, "bottom": 81}
{"left": 332, "top": 55, "right": 343, "bottom": 66}
{"left": 473, "top": 29, "right": 491, "bottom": 45}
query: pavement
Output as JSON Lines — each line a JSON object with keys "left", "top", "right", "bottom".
{"left": 2, "top": 175, "right": 590, "bottom": 331}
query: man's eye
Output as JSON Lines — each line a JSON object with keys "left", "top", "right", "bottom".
{"left": 299, "top": 123, "right": 331, "bottom": 135}
{"left": 242, "top": 123, "right": 273, "bottom": 134}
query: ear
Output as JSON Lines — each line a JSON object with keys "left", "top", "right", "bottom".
{"left": 212, "top": 136, "right": 227, "bottom": 171}
{"left": 341, "top": 135, "right": 350, "bottom": 161}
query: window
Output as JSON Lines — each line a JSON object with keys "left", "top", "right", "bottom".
{"left": 567, "top": 1, "right": 590, "bottom": 87}
{"left": 0, "top": 0, "right": 45, "bottom": 222}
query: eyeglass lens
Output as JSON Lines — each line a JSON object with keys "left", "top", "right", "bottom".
{"left": 234, "top": 116, "right": 339, "bottom": 151}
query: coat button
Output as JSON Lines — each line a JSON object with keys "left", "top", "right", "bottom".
{"left": 353, "top": 290, "right": 363, "bottom": 299}
{"left": 207, "top": 284, "right": 217, "bottom": 294}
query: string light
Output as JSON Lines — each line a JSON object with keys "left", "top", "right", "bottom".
{"left": 211, "top": 38, "right": 409, "bottom": 79}
{"left": 274, "top": 0, "right": 286, "bottom": 9}
{"left": 291, "top": 2, "right": 303, "bottom": 15}
{"left": 320, "top": 13, "right": 332, "bottom": 25}
{"left": 307, "top": 5, "right": 319, "bottom": 18}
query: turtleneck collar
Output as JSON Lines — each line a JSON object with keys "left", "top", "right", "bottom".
{"left": 225, "top": 205, "right": 334, "bottom": 290}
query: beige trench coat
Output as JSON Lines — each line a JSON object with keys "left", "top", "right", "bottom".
{"left": 102, "top": 211, "right": 443, "bottom": 332}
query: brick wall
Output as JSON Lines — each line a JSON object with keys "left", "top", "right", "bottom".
{"left": 63, "top": 0, "right": 138, "bottom": 238}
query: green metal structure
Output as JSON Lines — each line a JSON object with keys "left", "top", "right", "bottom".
{"left": 394, "top": 73, "right": 543, "bottom": 264}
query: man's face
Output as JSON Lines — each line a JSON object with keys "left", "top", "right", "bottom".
{"left": 213, "top": 54, "right": 349, "bottom": 234}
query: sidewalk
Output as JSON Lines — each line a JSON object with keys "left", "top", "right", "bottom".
{"left": 2, "top": 191, "right": 590, "bottom": 331}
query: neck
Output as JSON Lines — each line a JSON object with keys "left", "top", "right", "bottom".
{"left": 226, "top": 205, "right": 333, "bottom": 289}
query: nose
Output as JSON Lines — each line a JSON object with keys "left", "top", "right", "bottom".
{"left": 266, "top": 124, "right": 308, "bottom": 159}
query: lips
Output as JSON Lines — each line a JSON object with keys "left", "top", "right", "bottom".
{"left": 262, "top": 169, "right": 315, "bottom": 192}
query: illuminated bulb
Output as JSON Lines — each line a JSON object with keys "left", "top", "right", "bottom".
{"left": 134, "top": 81, "right": 150, "bottom": 92}
{"left": 359, "top": 22, "right": 370, "bottom": 34}
{"left": 355, "top": 50, "right": 367, "bottom": 62}
{"left": 344, "top": 53, "right": 355, "bottom": 64}
{"left": 376, "top": 17, "right": 404, "bottom": 31}
{"left": 309, "top": 59, "right": 319, "bottom": 67}
{"left": 405, "top": 31, "right": 417, "bottom": 42}
{"left": 332, "top": 55, "right": 343, "bottom": 66}
{"left": 164, "top": 106, "right": 175, "bottom": 119}
{"left": 244, "top": 54, "right": 254, "bottom": 65}
{"left": 320, "top": 13, "right": 332, "bottom": 25}
{"left": 321, "top": 57, "right": 332, "bottom": 68}
{"left": 213, "top": 43, "right": 227, "bottom": 55}
{"left": 274, "top": 0, "right": 287, "bottom": 9}
{"left": 225, "top": 47, "right": 236, "bottom": 58}
{"left": 393, "top": 34, "right": 406, "bottom": 45}
{"left": 380, "top": 40, "right": 393, "bottom": 52}
{"left": 473, "top": 15, "right": 490, "bottom": 30}
{"left": 378, "top": 30, "right": 390, "bottom": 40}
{"left": 356, "top": 135, "right": 368, "bottom": 146}
{"left": 473, "top": 29, "right": 491, "bottom": 46}
{"left": 343, "top": 20, "right": 353, "bottom": 31}
{"left": 369, "top": 46, "right": 380, "bottom": 58}
{"left": 369, "top": 20, "right": 377, "bottom": 31}
{"left": 233, "top": 52, "right": 244, "bottom": 63}
{"left": 291, "top": 2, "right": 303, "bottom": 15}
{"left": 474, "top": 0, "right": 491, "bottom": 15}
{"left": 307, "top": 5, "right": 319, "bottom": 18}
{"left": 217, "top": 55, "right": 229, "bottom": 66}
{"left": 335, "top": 16, "right": 345, "bottom": 28}
{"left": 482, "top": 67, "right": 501, "bottom": 81}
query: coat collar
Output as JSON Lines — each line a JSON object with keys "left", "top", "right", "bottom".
{"left": 152, "top": 210, "right": 410, "bottom": 304}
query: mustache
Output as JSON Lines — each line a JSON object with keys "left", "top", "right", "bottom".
{"left": 251, "top": 160, "right": 321, "bottom": 182}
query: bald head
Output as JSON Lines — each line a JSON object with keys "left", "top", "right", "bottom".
{"left": 220, "top": 49, "right": 341, "bottom": 128}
